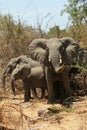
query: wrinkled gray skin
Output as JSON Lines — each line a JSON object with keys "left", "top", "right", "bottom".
{"left": 10, "top": 64, "right": 47, "bottom": 102}
{"left": 60, "top": 37, "right": 80, "bottom": 65}
{"left": 2, "top": 55, "right": 41, "bottom": 88}
{"left": 2, "top": 55, "right": 43, "bottom": 99}
{"left": 2, "top": 55, "right": 27, "bottom": 89}
{"left": 28, "top": 37, "right": 79, "bottom": 103}
{"left": 77, "top": 48, "right": 87, "bottom": 66}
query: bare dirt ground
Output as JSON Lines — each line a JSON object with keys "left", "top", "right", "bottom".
{"left": 0, "top": 67, "right": 87, "bottom": 130}
{"left": 0, "top": 91, "right": 87, "bottom": 130}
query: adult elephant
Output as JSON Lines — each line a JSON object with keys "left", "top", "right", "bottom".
{"left": 77, "top": 48, "right": 87, "bottom": 66}
{"left": 28, "top": 37, "right": 79, "bottom": 103}
{"left": 10, "top": 64, "right": 47, "bottom": 102}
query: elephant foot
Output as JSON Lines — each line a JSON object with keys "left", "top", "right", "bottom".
{"left": 39, "top": 95, "right": 45, "bottom": 100}
{"left": 24, "top": 97, "right": 30, "bottom": 102}
{"left": 47, "top": 98, "right": 56, "bottom": 104}
{"left": 30, "top": 96, "right": 34, "bottom": 99}
{"left": 47, "top": 100, "right": 55, "bottom": 104}
{"left": 24, "top": 99, "right": 29, "bottom": 102}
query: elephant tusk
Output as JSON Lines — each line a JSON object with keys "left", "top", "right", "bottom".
{"left": 16, "top": 64, "right": 19, "bottom": 68}
{"left": 59, "top": 58, "right": 62, "bottom": 64}
{"left": 49, "top": 57, "right": 51, "bottom": 63}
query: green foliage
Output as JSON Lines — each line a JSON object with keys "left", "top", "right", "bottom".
{"left": 47, "top": 25, "right": 60, "bottom": 38}
{"left": 60, "top": 0, "right": 87, "bottom": 47}
{"left": 47, "top": 25, "right": 68, "bottom": 38}
{"left": 70, "top": 63, "right": 87, "bottom": 72}
{"left": 61, "top": 0, "right": 87, "bottom": 25}
{"left": 48, "top": 105, "right": 74, "bottom": 114}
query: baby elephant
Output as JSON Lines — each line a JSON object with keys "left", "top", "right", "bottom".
{"left": 10, "top": 64, "right": 47, "bottom": 102}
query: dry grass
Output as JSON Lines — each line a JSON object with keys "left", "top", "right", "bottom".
{"left": 0, "top": 100, "right": 33, "bottom": 130}
{"left": 0, "top": 94, "right": 87, "bottom": 130}
{"left": 0, "top": 66, "right": 87, "bottom": 130}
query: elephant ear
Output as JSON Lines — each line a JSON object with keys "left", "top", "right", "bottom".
{"left": 66, "top": 43, "right": 80, "bottom": 65}
{"left": 21, "top": 64, "right": 31, "bottom": 80}
{"left": 60, "top": 37, "right": 79, "bottom": 65}
{"left": 60, "top": 37, "right": 77, "bottom": 48}
{"left": 16, "top": 55, "right": 27, "bottom": 64}
{"left": 28, "top": 38, "right": 48, "bottom": 65}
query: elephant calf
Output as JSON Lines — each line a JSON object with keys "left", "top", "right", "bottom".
{"left": 2, "top": 55, "right": 41, "bottom": 89}
{"left": 10, "top": 64, "right": 47, "bottom": 102}
{"left": 2, "top": 55, "right": 43, "bottom": 99}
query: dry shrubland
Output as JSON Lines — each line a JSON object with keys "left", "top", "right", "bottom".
{"left": 0, "top": 12, "right": 87, "bottom": 130}
{"left": 0, "top": 13, "right": 87, "bottom": 68}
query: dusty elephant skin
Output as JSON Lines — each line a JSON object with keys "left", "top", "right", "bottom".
{"left": 77, "top": 48, "right": 87, "bottom": 66}
{"left": 28, "top": 37, "right": 79, "bottom": 104}
{"left": 2, "top": 55, "right": 27, "bottom": 89}
{"left": 2, "top": 55, "right": 44, "bottom": 99}
{"left": 10, "top": 64, "right": 47, "bottom": 102}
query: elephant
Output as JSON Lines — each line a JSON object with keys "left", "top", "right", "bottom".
{"left": 2, "top": 55, "right": 41, "bottom": 89}
{"left": 77, "top": 48, "right": 87, "bottom": 66}
{"left": 10, "top": 63, "right": 47, "bottom": 102}
{"left": 28, "top": 37, "right": 79, "bottom": 103}
{"left": 2, "top": 55, "right": 27, "bottom": 89}
{"left": 2, "top": 55, "right": 44, "bottom": 99}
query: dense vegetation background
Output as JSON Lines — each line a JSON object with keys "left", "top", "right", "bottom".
{"left": 0, "top": 0, "right": 87, "bottom": 68}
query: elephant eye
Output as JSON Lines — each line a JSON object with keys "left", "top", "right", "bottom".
{"left": 59, "top": 46, "right": 65, "bottom": 54}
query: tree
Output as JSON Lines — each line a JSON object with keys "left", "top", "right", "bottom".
{"left": 47, "top": 25, "right": 61, "bottom": 38}
{"left": 0, "top": 13, "right": 38, "bottom": 67}
{"left": 61, "top": 0, "right": 87, "bottom": 25}
{"left": 61, "top": 0, "right": 87, "bottom": 44}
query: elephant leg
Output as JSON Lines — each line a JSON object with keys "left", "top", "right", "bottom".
{"left": 23, "top": 81, "right": 30, "bottom": 102}
{"left": 61, "top": 68, "right": 71, "bottom": 98}
{"left": 53, "top": 80, "right": 64, "bottom": 103}
{"left": 45, "top": 67, "right": 55, "bottom": 104}
{"left": 31, "top": 88, "right": 39, "bottom": 99}
{"left": 40, "top": 88, "right": 45, "bottom": 99}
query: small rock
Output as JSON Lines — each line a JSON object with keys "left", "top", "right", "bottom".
{"left": 38, "top": 108, "right": 48, "bottom": 116}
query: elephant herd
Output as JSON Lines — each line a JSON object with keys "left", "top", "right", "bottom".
{"left": 1, "top": 37, "right": 87, "bottom": 104}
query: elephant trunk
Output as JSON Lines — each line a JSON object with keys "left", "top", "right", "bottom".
{"left": 2, "top": 67, "right": 10, "bottom": 89}
{"left": 10, "top": 77, "right": 16, "bottom": 96}
{"left": 49, "top": 50, "right": 64, "bottom": 74}
{"left": 51, "top": 59, "right": 65, "bottom": 74}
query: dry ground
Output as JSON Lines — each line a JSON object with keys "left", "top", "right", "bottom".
{"left": 0, "top": 91, "right": 87, "bottom": 130}
{"left": 0, "top": 67, "right": 87, "bottom": 130}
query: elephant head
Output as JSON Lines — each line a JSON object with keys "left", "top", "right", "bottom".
{"left": 2, "top": 55, "right": 27, "bottom": 89}
{"left": 29, "top": 37, "right": 79, "bottom": 71}
{"left": 28, "top": 38, "right": 67, "bottom": 74}
{"left": 10, "top": 64, "right": 31, "bottom": 95}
